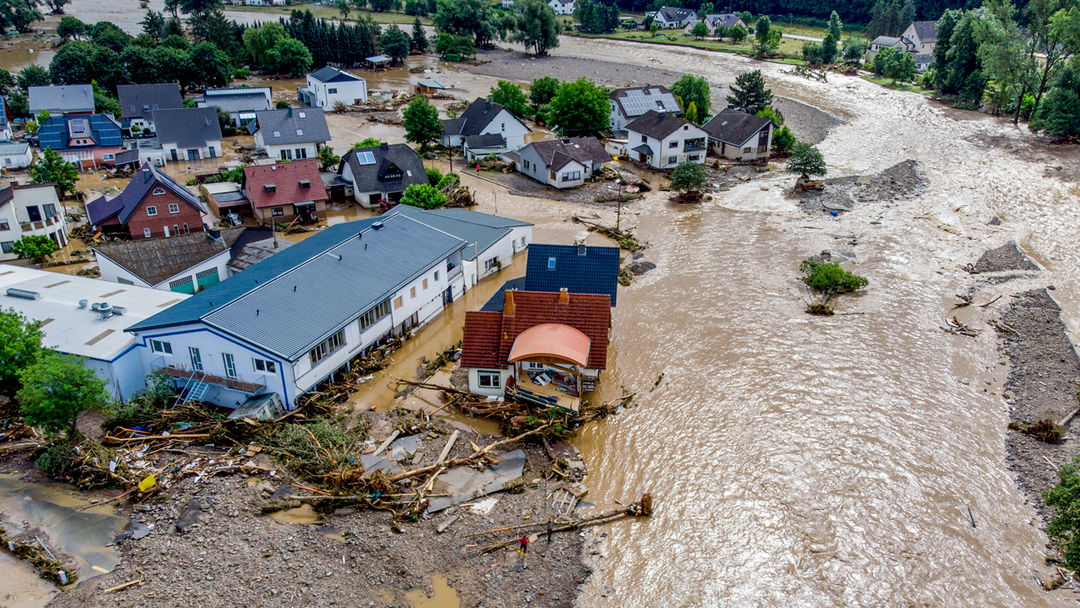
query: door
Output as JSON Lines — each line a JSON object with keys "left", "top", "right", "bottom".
{"left": 189, "top": 346, "right": 203, "bottom": 372}
{"left": 442, "top": 286, "right": 453, "bottom": 305}
{"left": 187, "top": 149, "right": 199, "bottom": 161}
{"left": 222, "top": 353, "right": 237, "bottom": 378}
{"left": 163, "top": 225, "right": 170, "bottom": 237}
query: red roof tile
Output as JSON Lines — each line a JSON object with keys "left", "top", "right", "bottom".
{"left": 243, "top": 159, "right": 328, "bottom": 209}
{"left": 461, "top": 291, "right": 611, "bottom": 370}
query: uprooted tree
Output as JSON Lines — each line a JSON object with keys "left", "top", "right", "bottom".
{"left": 669, "top": 161, "right": 707, "bottom": 203}
{"left": 799, "top": 259, "right": 868, "bottom": 315}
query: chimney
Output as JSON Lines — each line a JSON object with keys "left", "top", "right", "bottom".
{"left": 559, "top": 288, "right": 569, "bottom": 304}
{"left": 503, "top": 290, "right": 515, "bottom": 316}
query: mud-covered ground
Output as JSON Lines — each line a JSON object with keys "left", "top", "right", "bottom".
{"left": 463, "top": 49, "right": 842, "bottom": 145}
{"left": 794, "top": 159, "right": 926, "bottom": 215}
{"left": 33, "top": 410, "right": 591, "bottom": 608}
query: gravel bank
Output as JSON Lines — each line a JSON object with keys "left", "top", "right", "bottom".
{"left": 997, "top": 289, "right": 1080, "bottom": 523}
{"left": 972, "top": 241, "right": 1041, "bottom": 274}
{"left": 462, "top": 49, "right": 841, "bottom": 144}
{"left": 794, "top": 159, "right": 925, "bottom": 215}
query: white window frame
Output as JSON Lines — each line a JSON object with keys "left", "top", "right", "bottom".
{"left": 146, "top": 205, "right": 158, "bottom": 216}
{"left": 168, "top": 203, "right": 180, "bottom": 214}
{"left": 252, "top": 358, "right": 277, "bottom": 374}
{"left": 149, "top": 338, "right": 173, "bottom": 355}
{"left": 152, "top": 187, "right": 166, "bottom": 195}
{"left": 143, "top": 228, "right": 152, "bottom": 238}
{"left": 189, "top": 346, "right": 203, "bottom": 371}
{"left": 222, "top": 353, "right": 237, "bottom": 378}
{"left": 477, "top": 370, "right": 502, "bottom": 388}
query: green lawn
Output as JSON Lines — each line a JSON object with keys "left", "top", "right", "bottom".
{"left": 229, "top": 4, "right": 431, "bottom": 25}
{"left": 861, "top": 74, "right": 932, "bottom": 95}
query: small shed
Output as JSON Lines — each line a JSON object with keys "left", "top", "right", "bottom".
{"left": 414, "top": 80, "right": 448, "bottom": 96}
{"left": 365, "top": 55, "right": 392, "bottom": 70}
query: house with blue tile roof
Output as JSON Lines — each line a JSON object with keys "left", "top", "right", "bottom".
{"left": 482, "top": 243, "right": 621, "bottom": 312}
{"left": 37, "top": 113, "right": 124, "bottom": 170}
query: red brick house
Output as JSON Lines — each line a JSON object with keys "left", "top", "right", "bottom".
{"left": 87, "top": 163, "right": 207, "bottom": 240}
{"left": 461, "top": 289, "right": 611, "bottom": 411}
{"left": 242, "top": 159, "right": 328, "bottom": 225}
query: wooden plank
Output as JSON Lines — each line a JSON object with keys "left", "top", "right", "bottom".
{"left": 436, "top": 515, "right": 459, "bottom": 534}
{"left": 372, "top": 430, "right": 400, "bottom": 457}
{"left": 436, "top": 430, "right": 459, "bottom": 465}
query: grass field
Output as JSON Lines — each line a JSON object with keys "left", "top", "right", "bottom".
{"left": 574, "top": 28, "right": 808, "bottom": 62}
{"left": 229, "top": 4, "right": 431, "bottom": 25}
{"left": 861, "top": 75, "right": 932, "bottom": 95}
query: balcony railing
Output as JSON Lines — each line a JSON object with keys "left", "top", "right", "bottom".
{"left": 683, "top": 140, "right": 706, "bottom": 152}
{"left": 20, "top": 216, "right": 61, "bottom": 232}
{"left": 157, "top": 363, "right": 267, "bottom": 394}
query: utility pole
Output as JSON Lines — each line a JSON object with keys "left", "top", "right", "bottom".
{"left": 615, "top": 178, "right": 622, "bottom": 232}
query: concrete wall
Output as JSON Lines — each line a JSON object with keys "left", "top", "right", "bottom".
{"left": 308, "top": 75, "right": 368, "bottom": 108}
{"left": 163, "top": 140, "right": 222, "bottom": 163}
{"left": 629, "top": 125, "right": 707, "bottom": 169}
{"left": 264, "top": 141, "right": 319, "bottom": 162}
{"left": 467, "top": 366, "right": 511, "bottom": 396}
{"left": 0, "top": 148, "right": 32, "bottom": 169}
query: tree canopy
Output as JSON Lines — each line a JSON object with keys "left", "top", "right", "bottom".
{"left": 434, "top": 0, "right": 505, "bottom": 47}
{"left": 669, "top": 161, "right": 707, "bottom": 193}
{"left": 380, "top": 24, "right": 411, "bottom": 63}
{"left": 549, "top": 78, "right": 610, "bottom": 137}
{"left": 30, "top": 149, "right": 78, "bottom": 199}
{"left": 0, "top": 308, "right": 42, "bottom": 400}
{"left": 403, "top": 96, "right": 443, "bottom": 149}
{"left": 12, "top": 235, "right": 59, "bottom": 265}
{"left": 489, "top": 80, "right": 530, "bottom": 118}
{"left": 671, "top": 74, "right": 710, "bottom": 123}
{"left": 786, "top": 142, "right": 827, "bottom": 179}
{"left": 401, "top": 184, "right": 448, "bottom": 209}
{"left": 530, "top": 76, "right": 560, "bottom": 106}
{"left": 512, "top": 0, "right": 562, "bottom": 56}
{"left": 726, "top": 70, "right": 773, "bottom": 115}
{"left": 18, "top": 353, "right": 109, "bottom": 437}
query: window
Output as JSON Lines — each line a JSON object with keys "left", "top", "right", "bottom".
{"left": 328, "top": 87, "right": 337, "bottom": 94}
{"left": 308, "top": 329, "right": 345, "bottom": 366}
{"left": 359, "top": 298, "right": 391, "bottom": 330}
{"left": 253, "top": 358, "right": 277, "bottom": 374}
{"left": 410, "top": 286, "right": 416, "bottom": 298}
{"left": 143, "top": 228, "right": 152, "bottom": 238}
{"left": 0, "top": 241, "right": 12, "bottom": 253}
{"left": 43, "top": 204, "right": 57, "bottom": 219}
{"left": 641, "top": 134, "right": 646, "bottom": 143}
{"left": 423, "top": 278, "right": 428, "bottom": 290}
{"left": 222, "top": 353, "right": 237, "bottom": 378}
{"left": 168, "top": 203, "right": 180, "bottom": 214}
{"left": 667, "top": 156, "right": 677, "bottom": 165}
{"left": 484, "top": 258, "right": 499, "bottom": 271}
{"left": 146, "top": 206, "right": 158, "bottom": 216}
{"left": 272, "top": 208, "right": 284, "bottom": 217}
{"left": 169, "top": 277, "right": 193, "bottom": 290}
{"left": 117, "top": 277, "right": 134, "bottom": 285}
{"left": 152, "top": 188, "right": 166, "bottom": 195}
{"left": 743, "top": 147, "right": 751, "bottom": 153}
{"left": 434, "top": 270, "right": 439, "bottom": 282}
{"left": 149, "top": 339, "right": 172, "bottom": 355}
{"left": 547, "top": 257, "right": 556, "bottom": 270}
{"left": 189, "top": 346, "right": 203, "bottom": 371}
{"left": 183, "top": 223, "right": 189, "bottom": 234}
{"left": 296, "top": 148, "right": 307, "bottom": 159}
{"left": 0, "top": 219, "right": 9, "bottom": 231}
{"left": 393, "top": 296, "right": 403, "bottom": 310}
{"left": 477, "top": 370, "right": 502, "bottom": 388}
{"left": 103, "top": 153, "right": 115, "bottom": 161}
{"left": 172, "top": 224, "right": 179, "bottom": 235}
{"left": 669, "top": 141, "right": 678, "bottom": 148}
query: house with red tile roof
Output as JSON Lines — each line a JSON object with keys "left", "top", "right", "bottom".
{"left": 461, "top": 289, "right": 611, "bottom": 411}
{"left": 242, "top": 159, "right": 328, "bottom": 225}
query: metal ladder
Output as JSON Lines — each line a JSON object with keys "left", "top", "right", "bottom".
{"left": 173, "top": 371, "right": 208, "bottom": 407}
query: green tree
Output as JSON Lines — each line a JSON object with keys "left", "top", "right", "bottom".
{"left": 1031, "top": 62, "right": 1080, "bottom": 137}
{"left": 337, "top": 0, "right": 351, "bottom": 20}
{"left": 18, "top": 353, "right": 109, "bottom": 437}
{"left": 242, "top": 22, "right": 288, "bottom": 67}
{"left": 649, "top": 21, "right": 659, "bottom": 36}
{"left": 512, "top": 0, "right": 561, "bottom": 56}
{"left": 827, "top": 10, "right": 842, "bottom": 41}
{"left": 319, "top": 146, "right": 341, "bottom": 171}
{"left": 574, "top": 0, "right": 618, "bottom": 34}
{"left": 12, "top": 235, "right": 59, "bottom": 264}
{"left": 820, "top": 32, "right": 838, "bottom": 64}
{"left": 56, "top": 15, "right": 86, "bottom": 41}
{"left": 786, "top": 142, "right": 826, "bottom": 179}
{"left": 400, "top": 183, "right": 447, "bottom": 209}
{"left": 729, "top": 23, "right": 747, "bottom": 43}
{"left": 1045, "top": 454, "right": 1080, "bottom": 569}
{"left": 425, "top": 166, "right": 443, "bottom": 185}
{"left": 381, "top": 24, "right": 411, "bottom": 62}
{"left": 802, "top": 42, "right": 823, "bottom": 65}
{"left": 936, "top": 9, "right": 986, "bottom": 107}
{"left": 161, "top": 33, "right": 190, "bottom": 49}
{"left": 489, "top": 80, "right": 529, "bottom": 118}
{"left": 0, "top": 309, "right": 42, "bottom": 400}
{"left": 754, "top": 15, "right": 780, "bottom": 56}
{"left": 30, "top": 149, "right": 78, "bottom": 198}
{"left": 683, "top": 100, "right": 698, "bottom": 124}
{"left": 0, "top": 0, "right": 43, "bottom": 33}
{"left": 669, "top": 161, "right": 706, "bottom": 193}
{"left": 726, "top": 70, "right": 772, "bottom": 115}
{"left": 369, "top": 0, "right": 395, "bottom": 12}
{"left": 697, "top": 1, "right": 713, "bottom": 18}
{"left": 434, "top": 0, "right": 504, "bottom": 47}
{"left": 872, "top": 46, "right": 915, "bottom": 81}
{"left": 690, "top": 22, "right": 708, "bottom": 38}
{"left": 141, "top": 9, "right": 166, "bottom": 39}
{"left": 529, "top": 75, "right": 559, "bottom": 106}
{"left": 842, "top": 37, "right": 868, "bottom": 62}
{"left": 17, "top": 65, "right": 50, "bottom": 90}
{"left": 92, "top": 80, "right": 121, "bottom": 117}
{"left": 772, "top": 125, "right": 796, "bottom": 154}
{"left": 1027, "top": 0, "right": 1080, "bottom": 112}
{"left": 411, "top": 17, "right": 429, "bottom": 53}
{"left": 265, "top": 38, "right": 313, "bottom": 76}
{"left": 189, "top": 41, "right": 232, "bottom": 88}
{"left": 434, "top": 32, "right": 476, "bottom": 59}
{"left": 402, "top": 95, "right": 442, "bottom": 150}
{"left": 976, "top": 0, "right": 1038, "bottom": 125}
{"left": 7, "top": 89, "right": 27, "bottom": 117}
{"left": 548, "top": 77, "right": 609, "bottom": 137}
{"left": 45, "top": 0, "right": 71, "bottom": 15}
{"left": 352, "top": 137, "right": 384, "bottom": 148}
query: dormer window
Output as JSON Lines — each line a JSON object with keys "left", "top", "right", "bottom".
{"left": 296, "top": 129, "right": 303, "bottom": 136}
{"left": 152, "top": 187, "right": 166, "bottom": 195}
{"left": 298, "top": 179, "right": 310, "bottom": 189}
{"left": 264, "top": 184, "right": 276, "bottom": 193}
{"left": 272, "top": 130, "right": 281, "bottom": 138}
{"left": 547, "top": 257, "right": 556, "bottom": 269}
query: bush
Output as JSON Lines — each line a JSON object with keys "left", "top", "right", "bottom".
{"left": 800, "top": 260, "right": 868, "bottom": 294}
{"left": 102, "top": 371, "right": 174, "bottom": 432}
{"left": 772, "top": 125, "right": 796, "bottom": 154}
{"left": 425, "top": 167, "right": 443, "bottom": 185}
{"left": 1045, "top": 454, "right": 1080, "bottom": 569}
{"left": 400, "top": 183, "right": 447, "bottom": 209}
{"left": 234, "top": 67, "right": 251, "bottom": 79}
{"left": 436, "top": 172, "right": 460, "bottom": 192}
{"left": 275, "top": 99, "right": 289, "bottom": 109}
{"left": 35, "top": 442, "right": 79, "bottom": 479}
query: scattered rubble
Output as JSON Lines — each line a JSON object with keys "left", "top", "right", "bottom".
{"left": 794, "top": 159, "right": 925, "bottom": 215}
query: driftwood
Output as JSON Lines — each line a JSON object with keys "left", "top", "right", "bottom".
{"left": 103, "top": 569, "right": 147, "bottom": 593}
{"left": 479, "top": 494, "right": 653, "bottom": 554}
{"left": 941, "top": 316, "right": 979, "bottom": 337}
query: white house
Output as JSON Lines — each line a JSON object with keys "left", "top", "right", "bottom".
{"left": 151, "top": 107, "right": 224, "bottom": 164}
{"left": 651, "top": 6, "right": 697, "bottom": 29}
{"left": 517, "top": 137, "right": 611, "bottom": 189}
{"left": 626, "top": 110, "right": 707, "bottom": 169}
{"left": 0, "top": 182, "right": 67, "bottom": 260}
{"left": 254, "top": 107, "right": 331, "bottom": 161}
{"left": 440, "top": 98, "right": 530, "bottom": 153}
{"left": 608, "top": 86, "right": 681, "bottom": 133}
{"left": 701, "top": 110, "right": 774, "bottom": 161}
{"left": 126, "top": 213, "right": 473, "bottom": 410}
{"left": 198, "top": 87, "right": 273, "bottom": 127}
{"left": 0, "top": 96, "right": 12, "bottom": 141}
{"left": 0, "top": 266, "right": 190, "bottom": 401}
{"left": 0, "top": 141, "right": 32, "bottom": 170}
{"left": 93, "top": 228, "right": 249, "bottom": 293}
{"left": 339, "top": 143, "right": 429, "bottom": 207}
{"left": 549, "top": 0, "right": 574, "bottom": 15}
{"left": 298, "top": 66, "right": 368, "bottom": 109}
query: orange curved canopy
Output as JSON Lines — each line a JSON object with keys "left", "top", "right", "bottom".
{"left": 508, "top": 323, "right": 591, "bottom": 367}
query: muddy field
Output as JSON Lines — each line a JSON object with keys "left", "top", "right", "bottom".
{"left": 463, "top": 49, "right": 842, "bottom": 145}
{"left": 793, "top": 159, "right": 926, "bottom": 215}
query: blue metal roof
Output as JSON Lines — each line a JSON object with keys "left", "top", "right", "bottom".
{"left": 128, "top": 214, "right": 466, "bottom": 359}
{"left": 523, "top": 244, "right": 620, "bottom": 306}
{"left": 481, "top": 277, "right": 525, "bottom": 311}
{"left": 428, "top": 208, "right": 532, "bottom": 228}
{"left": 387, "top": 204, "right": 517, "bottom": 261}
